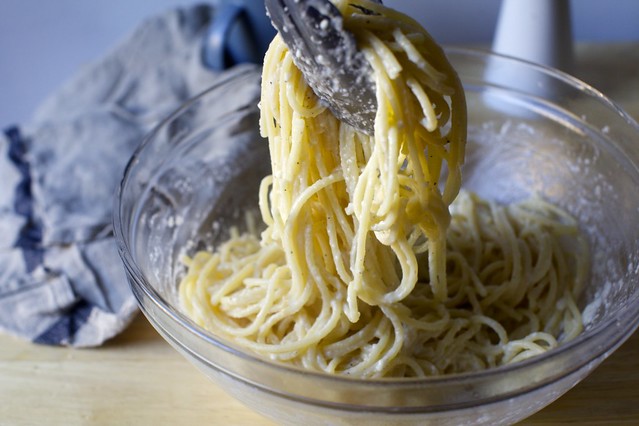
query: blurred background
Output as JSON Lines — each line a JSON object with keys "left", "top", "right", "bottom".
{"left": 1, "top": 0, "right": 638, "bottom": 126}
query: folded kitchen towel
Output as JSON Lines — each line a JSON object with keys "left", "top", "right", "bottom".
{"left": 0, "top": 3, "right": 264, "bottom": 346}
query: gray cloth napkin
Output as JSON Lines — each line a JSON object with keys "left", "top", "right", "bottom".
{"left": 0, "top": 4, "right": 260, "bottom": 346}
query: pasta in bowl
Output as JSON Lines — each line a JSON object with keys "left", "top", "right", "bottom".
{"left": 114, "top": 22, "right": 639, "bottom": 426}
{"left": 178, "top": 1, "right": 587, "bottom": 378}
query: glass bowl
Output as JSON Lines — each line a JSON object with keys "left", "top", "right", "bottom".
{"left": 114, "top": 49, "right": 639, "bottom": 426}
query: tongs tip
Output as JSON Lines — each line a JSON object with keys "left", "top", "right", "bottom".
{"left": 265, "top": 0, "right": 378, "bottom": 134}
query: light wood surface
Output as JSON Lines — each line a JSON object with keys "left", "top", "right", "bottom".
{"left": 1, "top": 43, "right": 638, "bottom": 425}
{"left": 1, "top": 314, "right": 639, "bottom": 425}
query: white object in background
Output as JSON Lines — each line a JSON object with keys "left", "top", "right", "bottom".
{"left": 485, "top": 0, "right": 573, "bottom": 115}
{"left": 492, "top": 0, "right": 573, "bottom": 72}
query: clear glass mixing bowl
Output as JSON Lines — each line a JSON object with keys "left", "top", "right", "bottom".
{"left": 114, "top": 48, "right": 639, "bottom": 425}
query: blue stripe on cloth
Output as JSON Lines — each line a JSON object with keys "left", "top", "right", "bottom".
{"left": 4, "top": 126, "right": 44, "bottom": 271}
{"left": 33, "top": 300, "right": 95, "bottom": 345}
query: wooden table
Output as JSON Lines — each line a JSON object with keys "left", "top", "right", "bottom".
{"left": 1, "top": 43, "right": 638, "bottom": 425}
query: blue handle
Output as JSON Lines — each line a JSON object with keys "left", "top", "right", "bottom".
{"left": 202, "top": 2, "right": 272, "bottom": 71}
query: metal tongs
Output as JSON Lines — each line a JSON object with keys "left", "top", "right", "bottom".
{"left": 264, "top": 0, "right": 380, "bottom": 135}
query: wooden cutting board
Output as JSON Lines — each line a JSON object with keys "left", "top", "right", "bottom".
{"left": 1, "top": 43, "right": 638, "bottom": 425}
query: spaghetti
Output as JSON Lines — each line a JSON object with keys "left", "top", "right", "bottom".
{"left": 179, "top": 0, "right": 587, "bottom": 378}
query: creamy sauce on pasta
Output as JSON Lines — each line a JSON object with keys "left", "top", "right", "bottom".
{"left": 179, "top": 0, "right": 587, "bottom": 378}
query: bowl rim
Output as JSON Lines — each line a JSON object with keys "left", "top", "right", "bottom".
{"left": 113, "top": 47, "right": 639, "bottom": 396}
